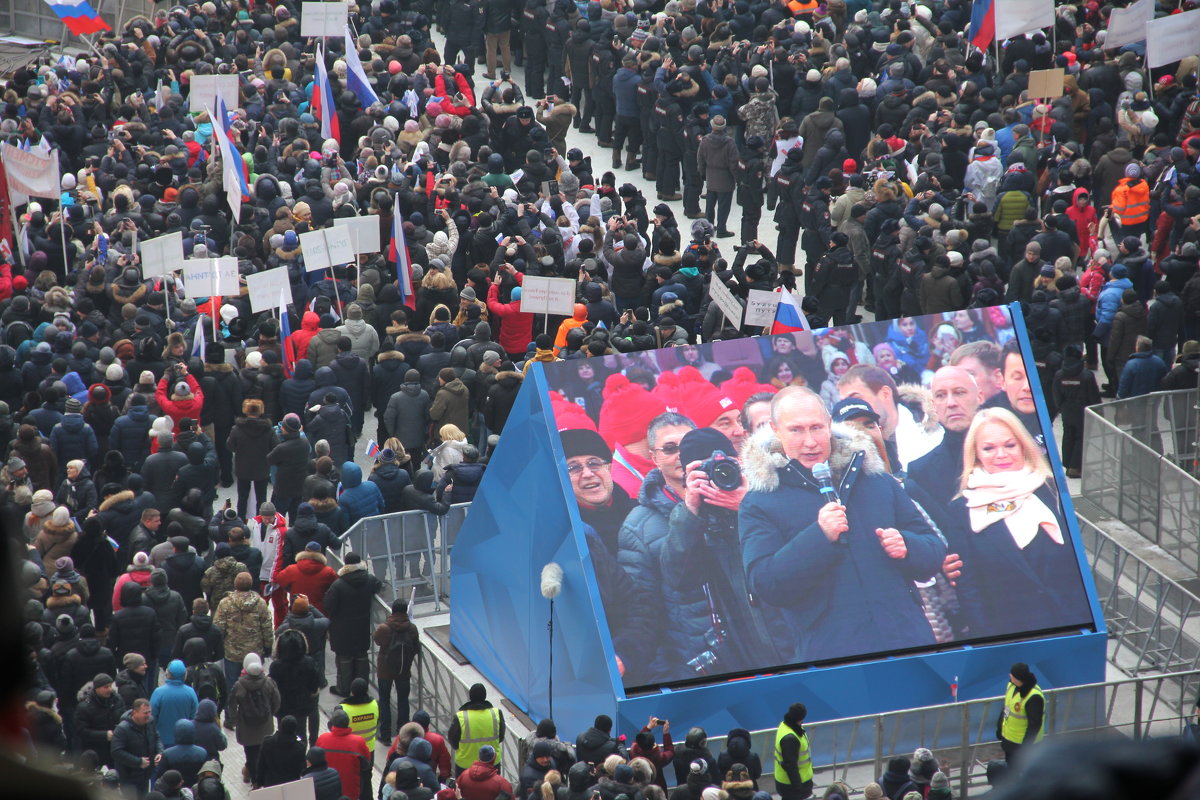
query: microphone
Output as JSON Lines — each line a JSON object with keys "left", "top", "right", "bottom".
{"left": 812, "top": 461, "right": 840, "bottom": 506}
{"left": 540, "top": 562, "right": 563, "bottom": 600}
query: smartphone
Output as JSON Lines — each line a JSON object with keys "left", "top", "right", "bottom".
{"left": 548, "top": 179, "right": 560, "bottom": 196}
{"left": 655, "top": 719, "right": 667, "bottom": 726}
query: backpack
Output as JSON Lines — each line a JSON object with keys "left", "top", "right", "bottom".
{"left": 385, "top": 628, "right": 411, "bottom": 676}
{"left": 239, "top": 681, "right": 272, "bottom": 725}
{"left": 188, "top": 663, "right": 221, "bottom": 705}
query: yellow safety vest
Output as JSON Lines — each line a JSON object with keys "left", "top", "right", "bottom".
{"left": 1001, "top": 683, "right": 1045, "bottom": 744}
{"left": 772, "top": 722, "right": 812, "bottom": 785}
{"left": 339, "top": 699, "right": 380, "bottom": 751}
{"left": 455, "top": 707, "right": 501, "bottom": 768}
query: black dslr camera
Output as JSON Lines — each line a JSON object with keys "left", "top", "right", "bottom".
{"left": 698, "top": 450, "right": 741, "bottom": 491}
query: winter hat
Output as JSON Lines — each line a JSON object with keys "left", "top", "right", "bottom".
{"left": 244, "top": 652, "right": 263, "bottom": 676}
{"left": 671, "top": 366, "right": 737, "bottom": 428}
{"left": 283, "top": 413, "right": 302, "bottom": 431}
{"left": 701, "top": 788, "right": 722, "bottom": 800}
{"left": 124, "top": 652, "right": 146, "bottom": 669}
{"left": 1111, "top": 264, "right": 1129, "bottom": 279}
{"left": 175, "top": 381, "right": 191, "bottom": 396}
{"left": 720, "top": 366, "right": 776, "bottom": 410}
{"left": 1010, "top": 661, "right": 1035, "bottom": 684}
{"left": 50, "top": 507, "right": 71, "bottom": 526}
{"left": 31, "top": 490, "right": 55, "bottom": 518}
{"left": 1125, "top": 163, "right": 1142, "bottom": 178}
{"left": 930, "top": 773, "right": 949, "bottom": 790}
{"left": 139, "top": 370, "right": 155, "bottom": 385}
{"left": 614, "top": 765, "right": 635, "bottom": 784}
{"left": 133, "top": 552, "right": 151, "bottom": 567}
{"left": 54, "top": 557, "right": 74, "bottom": 573}
{"left": 93, "top": 673, "right": 114, "bottom": 688}
{"left": 65, "top": 397, "right": 82, "bottom": 413}
{"left": 863, "top": 784, "right": 884, "bottom": 800}
{"left": 167, "top": 659, "right": 185, "bottom": 680}
{"left": 330, "top": 708, "right": 351, "bottom": 728}
{"left": 292, "top": 595, "right": 310, "bottom": 614}
{"left": 710, "top": 115, "right": 726, "bottom": 131}
{"left": 479, "top": 744, "right": 496, "bottom": 763}
{"left": 598, "top": 374, "right": 667, "bottom": 448}
{"left": 105, "top": 363, "right": 125, "bottom": 382}
{"left": 551, "top": 393, "right": 599, "bottom": 433}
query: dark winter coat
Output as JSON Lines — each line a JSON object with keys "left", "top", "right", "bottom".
{"left": 305, "top": 403, "right": 353, "bottom": 467}
{"left": 271, "top": 629, "right": 323, "bottom": 718}
{"left": 267, "top": 429, "right": 311, "bottom": 499}
{"left": 75, "top": 683, "right": 126, "bottom": 765}
{"left": 256, "top": 720, "right": 308, "bottom": 787}
{"left": 227, "top": 415, "right": 278, "bottom": 481}
{"left": 111, "top": 709, "right": 163, "bottom": 786}
{"left": 384, "top": 372, "right": 432, "bottom": 449}
{"left": 429, "top": 377, "right": 471, "bottom": 435}
{"left": 369, "top": 462, "right": 412, "bottom": 513}
{"left": 171, "top": 613, "right": 225, "bottom": 663}
{"left": 324, "top": 562, "right": 384, "bottom": 655}
{"left": 107, "top": 583, "right": 161, "bottom": 661}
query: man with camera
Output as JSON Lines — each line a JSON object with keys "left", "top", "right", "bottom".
{"left": 660, "top": 427, "right": 780, "bottom": 678}
{"left": 739, "top": 388, "right": 944, "bottom": 665}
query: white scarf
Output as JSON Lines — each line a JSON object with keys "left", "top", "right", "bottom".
{"left": 961, "top": 467, "right": 1062, "bottom": 550}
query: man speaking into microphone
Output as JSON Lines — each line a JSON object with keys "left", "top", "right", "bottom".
{"left": 738, "top": 387, "right": 946, "bottom": 664}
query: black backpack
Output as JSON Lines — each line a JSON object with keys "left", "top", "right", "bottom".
{"left": 239, "top": 681, "right": 272, "bottom": 725}
{"left": 386, "top": 629, "right": 411, "bottom": 676}
{"left": 187, "top": 663, "right": 221, "bottom": 705}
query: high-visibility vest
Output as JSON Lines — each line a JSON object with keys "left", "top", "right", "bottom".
{"left": 772, "top": 722, "right": 813, "bottom": 785}
{"left": 788, "top": 0, "right": 819, "bottom": 13}
{"left": 1111, "top": 178, "right": 1150, "bottom": 226}
{"left": 455, "top": 707, "right": 501, "bottom": 768}
{"left": 339, "top": 699, "right": 380, "bottom": 751}
{"left": 1001, "top": 683, "right": 1046, "bottom": 744}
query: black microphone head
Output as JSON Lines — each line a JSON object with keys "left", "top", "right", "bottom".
{"left": 812, "top": 461, "right": 832, "bottom": 482}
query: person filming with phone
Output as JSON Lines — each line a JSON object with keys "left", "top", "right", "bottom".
{"left": 738, "top": 387, "right": 945, "bottom": 664}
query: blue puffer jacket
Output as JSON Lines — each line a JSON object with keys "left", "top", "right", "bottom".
{"left": 149, "top": 660, "right": 199, "bottom": 748}
{"left": 109, "top": 403, "right": 152, "bottom": 469}
{"left": 337, "top": 462, "right": 384, "bottom": 525}
{"left": 368, "top": 462, "right": 411, "bottom": 513}
{"left": 157, "top": 718, "right": 208, "bottom": 786}
{"left": 50, "top": 413, "right": 99, "bottom": 470}
{"left": 280, "top": 359, "right": 317, "bottom": 419}
{"left": 1095, "top": 276, "right": 1134, "bottom": 331}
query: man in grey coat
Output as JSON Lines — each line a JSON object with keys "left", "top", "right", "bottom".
{"left": 696, "top": 116, "right": 739, "bottom": 238}
{"left": 385, "top": 370, "right": 432, "bottom": 465}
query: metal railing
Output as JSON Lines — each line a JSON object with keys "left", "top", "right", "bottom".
{"left": 1081, "top": 389, "right": 1200, "bottom": 572}
{"left": 720, "top": 668, "right": 1200, "bottom": 799}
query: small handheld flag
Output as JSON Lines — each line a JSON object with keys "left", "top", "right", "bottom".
{"left": 312, "top": 42, "right": 341, "bottom": 143}
{"left": 365, "top": 439, "right": 380, "bottom": 458}
{"left": 279, "top": 288, "right": 294, "bottom": 378}
{"left": 770, "top": 290, "right": 812, "bottom": 334}
{"left": 390, "top": 194, "right": 416, "bottom": 309}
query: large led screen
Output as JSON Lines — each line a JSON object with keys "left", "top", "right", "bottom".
{"left": 542, "top": 308, "right": 1095, "bottom": 690}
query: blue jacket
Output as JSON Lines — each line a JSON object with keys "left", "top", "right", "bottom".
{"left": 613, "top": 67, "right": 640, "bottom": 117}
{"left": 150, "top": 661, "right": 199, "bottom": 747}
{"left": 50, "top": 413, "right": 99, "bottom": 469}
{"left": 1095, "top": 277, "right": 1134, "bottom": 327}
{"left": 109, "top": 404, "right": 152, "bottom": 469}
{"left": 368, "top": 462, "right": 411, "bottom": 513}
{"left": 1117, "top": 351, "right": 1168, "bottom": 398}
{"left": 337, "top": 462, "right": 384, "bottom": 525}
{"left": 386, "top": 736, "right": 440, "bottom": 792}
{"left": 157, "top": 718, "right": 209, "bottom": 785}
{"left": 739, "top": 431, "right": 945, "bottom": 664}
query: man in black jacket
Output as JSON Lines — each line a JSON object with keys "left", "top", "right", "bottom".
{"left": 304, "top": 746, "right": 344, "bottom": 800}
{"left": 171, "top": 598, "right": 225, "bottom": 663}
{"left": 111, "top": 699, "right": 162, "bottom": 795}
{"left": 575, "top": 715, "right": 626, "bottom": 766}
{"left": 324, "top": 552, "right": 383, "bottom": 695}
{"left": 443, "top": 0, "right": 485, "bottom": 75}
{"left": 75, "top": 673, "right": 125, "bottom": 766}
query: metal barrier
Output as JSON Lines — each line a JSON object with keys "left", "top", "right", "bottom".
{"left": 1081, "top": 389, "right": 1200, "bottom": 572}
{"left": 719, "top": 669, "right": 1200, "bottom": 799}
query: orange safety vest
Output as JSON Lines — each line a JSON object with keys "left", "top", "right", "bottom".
{"left": 788, "top": 0, "right": 819, "bottom": 13}
{"left": 1111, "top": 178, "right": 1150, "bottom": 226}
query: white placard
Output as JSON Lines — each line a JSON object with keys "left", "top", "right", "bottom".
{"left": 745, "top": 288, "right": 782, "bottom": 327}
{"left": 323, "top": 225, "right": 355, "bottom": 266}
{"left": 246, "top": 268, "right": 293, "bottom": 313}
{"left": 708, "top": 277, "right": 743, "bottom": 328}
{"left": 182, "top": 257, "right": 239, "bottom": 297}
{"left": 995, "top": 0, "right": 1055, "bottom": 41}
{"left": 249, "top": 776, "right": 316, "bottom": 800}
{"left": 188, "top": 74, "right": 240, "bottom": 114}
{"left": 300, "top": 1, "right": 349, "bottom": 36}
{"left": 140, "top": 231, "right": 184, "bottom": 277}
{"left": 333, "top": 215, "right": 382, "bottom": 254}
{"left": 301, "top": 230, "right": 331, "bottom": 272}
{"left": 519, "top": 275, "right": 577, "bottom": 316}
{"left": 1146, "top": 8, "right": 1200, "bottom": 68}
{"left": 1103, "top": 0, "right": 1155, "bottom": 50}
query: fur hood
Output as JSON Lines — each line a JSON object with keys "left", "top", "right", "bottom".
{"left": 99, "top": 489, "right": 135, "bottom": 511}
{"left": 741, "top": 422, "right": 888, "bottom": 493}
{"left": 896, "top": 383, "right": 941, "bottom": 435}
{"left": 204, "top": 362, "right": 234, "bottom": 374}
{"left": 308, "top": 495, "right": 338, "bottom": 513}
{"left": 338, "top": 562, "right": 367, "bottom": 577}
{"left": 296, "top": 550, "right": 328, "bottom": 566}
{"left": 658, "top": 298, "right": 685, "bottom": 316}
{"left": 653, "top": 252, "right": 682, "bottom": 267}
{"left": 377, "top": 350, "right": 405, "bottom": 362}
{"left": 47, "top": 590, "right": 83, "bottom": 609}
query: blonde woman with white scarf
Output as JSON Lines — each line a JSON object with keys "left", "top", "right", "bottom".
{"left": 948, "top": 408, "right": 1092, "bottom": 640}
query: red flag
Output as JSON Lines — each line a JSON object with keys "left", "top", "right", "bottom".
{"left": 0, "top": 158, "right": 14, "bottom": 265}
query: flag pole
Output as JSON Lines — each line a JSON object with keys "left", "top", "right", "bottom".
{"left": 57, "top": 210, "right": 70, "bottom": 277}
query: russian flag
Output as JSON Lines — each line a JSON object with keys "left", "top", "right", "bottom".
{"left": 191, "top": 316, "right": 207, "bottom": 362}
{"left": 343, "top": 26, "right": 380, "bottom": 109}
{"left": 389, "top": 193, "right": 416, "bottom": 309}
{"left": 364, "top": 439, "right": 381, "bottom": 458}
{"left": 312, "top": 43, "right": 341, "bottom": 143}
{"left": 215, "top": 97, "right": 250, "bottom": 201}
{"left": 770, "top": 290, "right": 812, "bottom": 334}
{"left": 43, "top": 0, "right": 111, "bottom": 35}
{"left": 279, "top": 288, "right": 294, "bottom": 378}
{"left": 968, "top": 0, "right": 995, "bottom": 49}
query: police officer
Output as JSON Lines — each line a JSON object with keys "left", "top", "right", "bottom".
{"left": 591, "top": 40, "right": 619, "bottom": 149}
{"left": 543, "top": 0, "right": 571, "bottom": 100}
{"left": 773, "top": 149, "right": 806, "bottom": 273}
{"left": 799, "top": 176, "right": 833, "bottom": 293}
{"left": 521, "top": 0, "right": 549, "bottom": 98}
{"left": 811, "top": 231, "right": 857, "bottom": 326}
{"left": 636, "top": 64, "right": 658, "bottom": 182}
{"left": 566, "top": 20, "right": 596, "bottom": 132}
{"left": 997, "top": 662, "right": 1044, "bottom": 765}
{"left": 444, "top": 0, "right": 486, "bottom": 74}
{"left": 774, "top": 703, "right": 813, "bottom": 800}
{"left": 682, "top": 103, "right": 710, "bottom": 220}
{"left": 736, "top": 135, "right": 768, "bottom": 243}
{"left": 870, "top": 218, "right": 903, "bottom": 320}
{"left": 654, "top": 92, "right": 684, "bottom": 202}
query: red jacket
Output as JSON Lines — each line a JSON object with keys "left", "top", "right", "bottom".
{"left": 487, "top": 277, "right": 533, "bottom": 356}
{"left": 457, "top": 760, "right": 514, "bottom": 800}
{"left": 629, "top": 728, "right": 675, "bottom": 789}
{"left": 155, "top": 373, "right": 204, "bottom": 426}
{"left": 434, "top": 73, "right": 475, "bottom": 117}
{"left": 290, "top": 311, "right": 321, "bottom": 361}
{"left": 316, "top": 725, "right": 371, "bottom": 800}
{"left": 385, "top": 729, "right": 452, "bottom": 780}
{"left": 273, "top": 550, "right": 338, "bottom": 612}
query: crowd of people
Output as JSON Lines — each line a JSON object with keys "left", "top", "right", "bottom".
{"left": 5, "top": 0, "right": 1200, "bottom": 795}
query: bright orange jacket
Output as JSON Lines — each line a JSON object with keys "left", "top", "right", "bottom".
{"left": 1111, "top": 178, "right": 1150, "bottom": 226}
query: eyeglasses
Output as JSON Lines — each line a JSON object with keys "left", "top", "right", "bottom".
{"left": 567, "top": 459, "right": 611, "bottom": 476}
{"left": 651, "top": 443, "right": 682, "bottom": 456}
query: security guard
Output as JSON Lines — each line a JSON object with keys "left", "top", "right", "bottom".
{"left": 774, "top": 702, "right": 813, "bottom": 800}
{"left": 338, "top": 677, "right": 380, "bottom": 751}
{"left": 448, "top": 683, "right": 506, "bottom": 774}
{"left": 799, "top": 177, "right": 833, "bottom": 295}
{"left": 521, "top": 0, "right": 550, "bottom": 99}
{"left": 736, "top": 136, "right": 768, "bottom": 244}
{"left": 997, "top": 662, "right": 1045, "bottom": 764}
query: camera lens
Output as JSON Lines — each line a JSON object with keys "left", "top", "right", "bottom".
{"left": 709, "top": 458, "right": 742, "bottom": 491}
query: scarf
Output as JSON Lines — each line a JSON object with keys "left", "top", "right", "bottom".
{"left": 961, "top": 467, "right": 1062, "bottom": 549}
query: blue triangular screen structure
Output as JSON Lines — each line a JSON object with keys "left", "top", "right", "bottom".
{"left": 451, "top": 365, "right": 623, "bottom": 733}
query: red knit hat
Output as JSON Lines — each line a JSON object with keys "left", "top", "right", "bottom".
{"left": 721, "top": 367, "right": 777, "bottom": 410}
{"left": 550, "top": 392, "right": 597, "bottom": 432}
{"left": 673, "top": 366, "right": 738, "bottom": 428}
{"left": 650, "top": 370, "right": 689, "bottom": 414}
{"left": 598, "top": 373, "right": 667, "bottom": 447}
